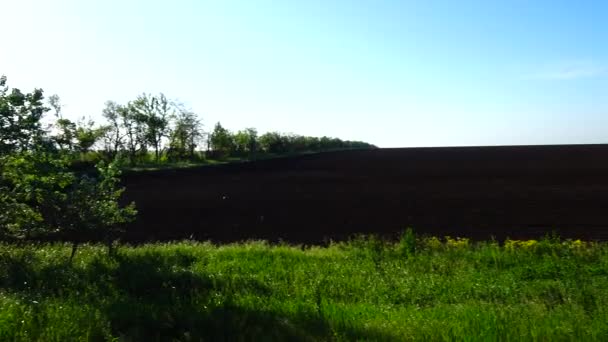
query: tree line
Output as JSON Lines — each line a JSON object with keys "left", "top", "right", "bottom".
{"left": 45, "top": 93, "right": 376, "bottom": 166}
{"left": 208, "top": 123, "right": 375, "bottom": 160}
{"left": 0, "top": 74, "right": 375, "bottom": 256}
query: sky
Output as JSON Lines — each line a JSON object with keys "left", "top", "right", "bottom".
{"left": 1, "top": 0, "right": 608, "bottom": 147}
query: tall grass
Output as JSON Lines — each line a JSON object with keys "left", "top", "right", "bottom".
{"left": 1, "top": 235, "right": 607, "bottom": 341}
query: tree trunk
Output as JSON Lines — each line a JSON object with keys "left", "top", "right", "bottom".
{"left": 69, "top": 242, "right": 78, "bottom": 263}
{"left": 106, "top": 239, "right": 114, "bottom": 257}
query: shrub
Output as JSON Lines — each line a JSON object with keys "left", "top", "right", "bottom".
{"left": 445, "top": 236, "right": 470, "bottom": 250}
{"left": 398, "top": 227, "right": 416, "bottom": 257}
{"left": 421, "top": 236, "right": 443, "bottom": 251}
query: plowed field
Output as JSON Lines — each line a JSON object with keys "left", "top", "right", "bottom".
{"left": 122, "top": 144, "right": 608, "bottom": 243}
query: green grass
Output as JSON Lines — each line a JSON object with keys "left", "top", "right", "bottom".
{"left": 1, "top": 235, "right": 607, "bottom": 341}
{"left": 120, "top": 157, "right": 246, "bottom": 172}
{"left": 120, "top": 151, "right": 326, "bottom": 173}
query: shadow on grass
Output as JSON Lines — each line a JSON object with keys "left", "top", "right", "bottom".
{"left": 0, "top": 249, "right": 399, "bottom": 341}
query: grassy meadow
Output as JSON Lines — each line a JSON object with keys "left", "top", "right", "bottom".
{"left": 1, "top": 234, "right": 607, "bottom": 341}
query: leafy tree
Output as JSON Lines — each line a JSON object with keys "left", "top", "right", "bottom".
{"left": 60, "top": 160, "right": 136, "bottom": 259}
{"left": 48, "top": 94, "right": 62, "bottom": 118}
{"left": 0, "top": 75, "right": 48, "bottom": 154}
{"left": 244, "top": 128, "right": 258, "bottom": 159}
{"left": 121, "top": 102, "right": 147, "bottom": 165}
{"left": 101, "top": 101, "right": 125, "bottom": 158}
{"left": 167, "top": 107, "right": 202, "bottom": 161}
{"left": 53, "top": 118, "right": 77, "bottom": 151}
{"left": 1, "top": 152, "right": 136, "bottom": 258}
{"left": 74, "top": 117, "right": 105, "bottom": 154}
{"left": 209, "top": 122, "right": 234, "bottom": 158}
{"left": 304, "top": 136, "right": 321, "bottom": 152}
{"left": 48, "top": 96, "right": 105, "bottom": 156}
{"left": 259, "top": 132, "right": 287, "bottom": 154}
{"left": 233, "top": 128, "right": 258, "bottom": 158}
{"left": 233, "top": 130, "right": 249, "bottom": 156}
{"left": 0, "top": 76, "right": 137, "bottom": 257}
{"left": 131, "top": 93, "right": 172, "bottom": 163}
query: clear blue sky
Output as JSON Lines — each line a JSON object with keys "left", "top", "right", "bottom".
{"left": 2, "top": 0, "right": 607, "bottom": 147}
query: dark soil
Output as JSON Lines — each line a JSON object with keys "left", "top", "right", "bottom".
{"left": 122, "top": 144, "right": 608, "bottom": 243}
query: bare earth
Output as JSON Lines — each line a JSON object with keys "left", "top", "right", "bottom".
{"left": 122, "top": 144, "right": 608, "bottom": 243}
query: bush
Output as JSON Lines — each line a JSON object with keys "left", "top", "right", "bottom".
{"left": 398, "top": 227, "right": 416, "bottom": 257}
{"left": 0, "top": 76, "right": 136, "bottom": 254}
{"left": 0, "top": 152, "right": 136, "bottom": 250}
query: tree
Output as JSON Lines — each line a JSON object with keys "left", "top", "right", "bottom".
{"left": 0, "top": 76, "right": 137, "bottom": 257}
{"left": 121, "top": 102, "right": 147, "bottom": 165}
{"left": 48, "top": 94, "right": 62, "bottom": 118}
{"left": 233, "top": 128, "right": 258, "bottom": 159}
{"left": 74, "top": 116, "right": 105, "bottom": 154}
{"left": 168, "top": 107, "right": 202, "bottom": 161}
{"left": 101, "top": 101, "right": 125, "bottom": 159}
{"left": 1, "top": 152, "right": 136, "bottom": 258}
{"left": 131, "top": 93, "right": 172, "bottom": 163}
{"left": 60, "top": 160, "right": 136, "bottom": 259}
{"left": 244, "top": 128, "right": 258, "bottom": 159}
{"left": 1, "top": 75, "right": 52, "bottom": 238}
{"left": 319, "top": 136, "right": 333, "bottom": 151}
{"left": 53, "top": 117, "right": 77, "bottom": 151}
{"left": 48, "top": 96, "right": 105, "bottom": 156}
{"left": 209, "top": 122, "right": 234, "bottom": 158}
{"left": 0, "top": 75, "right": 48, "bottom": 154}
{"left": 259, "top": 132, "right": 287, "bottom": 154}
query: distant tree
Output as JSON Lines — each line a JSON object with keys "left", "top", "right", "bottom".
{"left": 233, "top": 128, "right": 258, "bottom": 158}
{"left": 101, "top": 101, "right": 126, "bottom": 159}
{"left": 245, "top": 128, "right": 258, "bottom": 159}
{"left": 209, "top": 122, "right": 234, "bottom": 158}
{"left": 233, "top": 130, "right": 248, "bottom": 156}
{"left": 304, "top": 136, "right": 321, "bottom": 152}
{"left": 319, "top": 136, "right": 332, "bottom": 151}
{"left": 121, "top": 102, "right": 147, "bottom": 165}
{"left": 74, "top": 117, "right": 105, "bottom": 154}
{"left": 168, "top": 107, "right": 202, "bottom": 161}
{"left": 287, "top": 134, "right": 308, "bottom": 153}
{"left": 131, "top": 93, "right": 172, "bottom": 163}
{"left": 259, "top": 132, "right": 287, "bottom": 154}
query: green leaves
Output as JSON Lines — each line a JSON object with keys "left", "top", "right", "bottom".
{"left": 0, "top": 152, "right": 136, "bottom": 242}
{"left": 0, "top": 76, "right": 136, "bottom": 244}
{"left": 0, "top": 76, "right": 49, "bottom": 154}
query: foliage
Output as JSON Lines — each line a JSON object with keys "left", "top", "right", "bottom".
{"left": 0, "top": 152, "right": 136, "bottom": 243}
{"left": 53, "top": 118, "right": 77, "bottom": 151}
{"left": 0, "top": 237, "right": 607, "bottom": 341}
{"left": 74, "top": 117, "right": 106, "bottom": 154}
{"left": 167, "top": 106, "right": 202, "bottom": 161}
{"left": 130, "top": 93, "right": 172, "bottom": 163}
{"left": 4, "top": 72, "right": 375, "bottom": 169}
{"left": 100, "top": 101, "right": 125, "bottom": 158}
{"left": 258, "top": 131, "right": 375, "bottom": 155}
{"left": 0, "top": 75, "right": 48, "bottom": 154}
{"left": 209, "top": 122, "right": 235, "bottom": 158}
{"left": 233, "top": 127, "right": 258, "bottom": 158}
{"left": 398, "top": 227, "right": 416, "bottom": 257}
{"left": 258, "top": 131, "right": 287, "bottom": 154}
{"left": 0, "top": 76, "right": 136, "bottom": 247}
